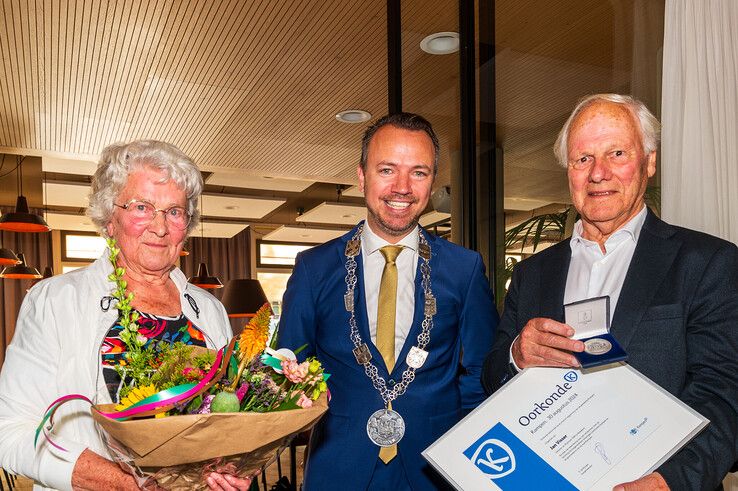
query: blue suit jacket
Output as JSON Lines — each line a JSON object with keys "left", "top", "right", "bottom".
{"left": 482, "top": 210, "right": 738, "bottom": 490}
{"left": 278, "top": 223, "right": 498, "bottom": 490}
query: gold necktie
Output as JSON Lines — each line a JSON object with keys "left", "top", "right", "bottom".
{"left": 377, "top": 245, "right": 402, "bottom": 463}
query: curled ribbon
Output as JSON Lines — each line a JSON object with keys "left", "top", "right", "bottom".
{"left": 35, "top": 337, "right": 236, "bottom": 451}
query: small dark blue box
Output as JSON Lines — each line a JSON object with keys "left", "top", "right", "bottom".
{"left": 564, "top": 296, "right": 628, "bottom": 368}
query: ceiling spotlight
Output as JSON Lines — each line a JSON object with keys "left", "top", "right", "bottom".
{"left": 335, "top": 110, "right": 372, "bottom": 124}
{"left": 420, "top": 32, "right": 460, "bottom": 55}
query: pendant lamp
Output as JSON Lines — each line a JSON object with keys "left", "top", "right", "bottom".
{"left": 189, "top": 262, "right": 224, "bottom": 289}
{"left": 221, "top": 279, "right": 269, "bottom": 318}
{"left": 28, "top": 266, "right": 53, "bottom": 291}
{"left": 0, "top": 252, "right": 42, "bottom": 279}
{"left": 0, "top": 247, "right": 20, "bottom": 266}
{"left": 0, "top": 158, "right": 51, "bottom": 232}
{"left": 187, "top": 197, "right": 223, "bottom": 289}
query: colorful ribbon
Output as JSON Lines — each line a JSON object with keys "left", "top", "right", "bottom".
{"left": 35, "top": 337, "right": 236, "bottom": 450}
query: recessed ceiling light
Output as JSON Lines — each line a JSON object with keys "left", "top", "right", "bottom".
{"left": 420, "top": 32, "right": 460, "bottom": 55}
{"left": 335, "top": 109, "right": 372, "bottom": 124}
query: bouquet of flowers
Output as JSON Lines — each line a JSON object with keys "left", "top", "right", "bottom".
{"left": 37, "top": 241, "right": 329, "bottom": 490}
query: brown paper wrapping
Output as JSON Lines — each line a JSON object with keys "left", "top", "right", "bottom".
{"left": 92, "top": 394, "right": 327, "bottom": 489}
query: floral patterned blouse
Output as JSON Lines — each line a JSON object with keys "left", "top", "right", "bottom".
{"left": 100, "top": 311, "right": 207, "bottom": 402}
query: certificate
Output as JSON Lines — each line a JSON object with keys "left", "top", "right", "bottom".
{"left": 423, "top": 363, "right": 707, "bottom": 490}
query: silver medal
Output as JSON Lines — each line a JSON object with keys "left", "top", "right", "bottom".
{"left": 584, "top": 337, "right": 612, "bottom": 355}
{"left": 367, "top": 408, "right": 405, "bottom": 447}
{"left": 406, "top": 346, "right": 428, "bottom": 369}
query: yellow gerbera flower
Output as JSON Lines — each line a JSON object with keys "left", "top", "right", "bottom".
{"left": 115, "top": 384, "right": 165, "bottom": 418}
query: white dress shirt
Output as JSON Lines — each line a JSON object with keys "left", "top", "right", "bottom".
{"left": 564, "top": 205, "right": 647, "bottom": 317}
{"left": 510, "top": 205, "right": 647, "bottom": 368}
{"left": 362, "top": 222, "right": 419, "bottom": 360}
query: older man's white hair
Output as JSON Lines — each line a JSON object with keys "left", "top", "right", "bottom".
{"left": 554, "top": 93, "right": 661, "bottom": 167}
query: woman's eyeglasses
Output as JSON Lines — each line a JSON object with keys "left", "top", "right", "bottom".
{"left": 114, "top": 199, "right": 191, "bottom": 230}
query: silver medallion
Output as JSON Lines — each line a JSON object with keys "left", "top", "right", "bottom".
{"left": 406, "top": 346, "right": 428, "bottom": 369}
{"left": 584, "top": 338, "right": 612, "bottom": 355}
{"left": 353, "top": 343, "right": 372, "bottom": 364}
{"left": 367, "top": 408, "right": 405, "bottom": 447}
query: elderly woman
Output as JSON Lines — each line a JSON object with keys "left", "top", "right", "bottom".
{"left": 0, "top": 140, "right": 250, "bottom": 491}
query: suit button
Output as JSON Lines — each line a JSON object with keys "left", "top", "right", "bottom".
{"left": 387, "top": 379, "right": 396, "bottom": 386}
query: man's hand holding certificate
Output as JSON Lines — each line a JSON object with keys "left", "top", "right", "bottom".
{"left": 424, "top": 363, "right": 707, "bottom": 490}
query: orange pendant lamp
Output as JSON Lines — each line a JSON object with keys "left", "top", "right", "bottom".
{"left": 0, "top": 247, "right": 20, "bottom": 266}
{"left": 0, "top": 195, "right": 51, "bottom": 232}
{"left": 0, "top": 252, "right": 42, "bottom": 279}
{"left": 0, "top": 157, "right": 51, "bottom": 233}
{"left": 189, "top": 262, "right": 224, "bottom": 289}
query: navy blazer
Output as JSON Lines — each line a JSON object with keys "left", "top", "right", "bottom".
{"left": 482, "top": 210, "right": 738, "bottom": 490}
{"left": 279, "top": 223, "right": 498, "bottom": 490}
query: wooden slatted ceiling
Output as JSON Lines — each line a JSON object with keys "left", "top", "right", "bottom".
{"left": 0, "top": 0, "right": 390, "bottom": 182}
{"left": 0, "top": 0, "right": 658, "bottom": 206}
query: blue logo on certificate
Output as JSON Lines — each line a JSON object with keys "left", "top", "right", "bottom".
{"left": 463, "top": 423, "right": 576, "bottom": 490}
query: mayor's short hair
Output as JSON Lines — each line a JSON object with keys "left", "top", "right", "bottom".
{"left": 360, "top": 112, "right": 439, "bottom": 176}
{"left": 554, "top": 93, "right": 661, "bottom": 167}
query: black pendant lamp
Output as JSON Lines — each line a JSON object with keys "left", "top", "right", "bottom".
{"left": 189, "top": 262, "right": 224, "bottom": 289}
{"left": 0, "top": 252, "right": 42, "bottom": 279}
{"left": 28, "top": 266, "right": 53, "bottom": 291}
{"left": 0, "top": 247, "right": 20, "bottom": 266}
{"left": 187, "top": 197, "right": 223, "bottom": 289}
{"left": 0, "top": 157, "right": 51, "bottom": 233}
{"left": 221, "top": 279, "right": 269, "bottom": 318}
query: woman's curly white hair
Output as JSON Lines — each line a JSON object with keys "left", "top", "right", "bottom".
{"left": 87, "top": 140, "right": 203, "bottom": 237}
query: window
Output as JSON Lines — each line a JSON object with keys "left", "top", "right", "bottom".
{"left": 62, "top": 231, "right": 107, "bottom": 261}
{"left": 257, "top": 241, "right": 313, "bottom": 268}
{"left": 60, "top": 231, "right": 107, "bottom": 273}
{"left": 256, "top": 240, "right": 316, "bottom": 311}
{"left": 256, "top": 271, "right": 293, "bottom": 311}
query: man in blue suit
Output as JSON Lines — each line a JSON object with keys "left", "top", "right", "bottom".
{"left": 278, "top": 113, "right": 498, "bottom": 490}
{"left": 482, "top": 94, "right": 738, "bottom": 490}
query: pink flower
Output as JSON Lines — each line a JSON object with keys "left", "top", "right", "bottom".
{"left": 296, "top": 392, "right": 313, "bottom": 408}
{"left": 282, "top": 359, "right": 309, "bottom": 383}
{"left": 236, "top": 382, "right": 250, "bottom": 402}
{"left": 183, "top": 367, "right": 204, "bottom": 380}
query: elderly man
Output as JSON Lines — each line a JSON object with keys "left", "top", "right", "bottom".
{"left": 482, "top": 94, "right": 738, "bottom": 490}
{"left": 279, "top": 112, "right": 497, "bottom": 490}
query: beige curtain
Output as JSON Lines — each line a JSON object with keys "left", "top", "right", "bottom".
{"left": 661, "top": 0, "right": 738, "bottom": 244}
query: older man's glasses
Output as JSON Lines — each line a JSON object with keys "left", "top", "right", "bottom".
{"left": 114, "top": 199, "right": 191, "bottom": 230}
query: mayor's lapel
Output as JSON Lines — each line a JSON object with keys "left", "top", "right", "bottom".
{"left": 342, "top": 222, "right": 391, "bottom": 374}
{"left": 539, "top": 240, "right": 571, "bottom": 322}
{"left": 611, "top": 212, "right": 679, "bottom": 349}
{"left": 395, "top": 228, "right": 435, "bottom": 375}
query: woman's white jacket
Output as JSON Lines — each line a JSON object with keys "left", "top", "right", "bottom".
{"left": 0, "top": 253, "right": 232, "bottom": 490}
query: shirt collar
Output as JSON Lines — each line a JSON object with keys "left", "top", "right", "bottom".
{"left": 362, "top": 221, "right": 419, "bottom": 256}
{"left": 571, "top": 205, "right": 648, "bottom": 250}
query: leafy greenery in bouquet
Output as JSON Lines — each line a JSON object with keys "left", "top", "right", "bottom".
{"left": 106, "top": 238, "right": 329, "bottom": 419}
